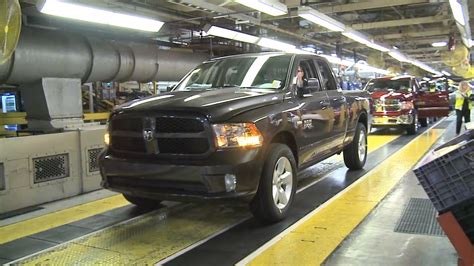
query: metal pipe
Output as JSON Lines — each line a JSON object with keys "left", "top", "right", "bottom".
{"left": 0, "top": 27, "right": 208, "bottom": 84}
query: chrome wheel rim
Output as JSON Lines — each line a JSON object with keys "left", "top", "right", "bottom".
{"left": 358, "top": 129, "right": 367, "bottom": 163}
{"left": 272, "top": 157, "right": 293, "bottom": 210}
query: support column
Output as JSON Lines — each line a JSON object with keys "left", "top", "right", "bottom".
{"left": 20, "top": 78, "right": 83, "bottom": 132}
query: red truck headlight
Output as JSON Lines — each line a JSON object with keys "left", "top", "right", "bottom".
{"left": 213, "top": 123, "right": 263, "bottom": 148}
{"left": 400, "top": 101, "right": 414, "bottom": 110}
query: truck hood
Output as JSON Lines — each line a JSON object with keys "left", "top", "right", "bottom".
{"left": 115, "top": 88, "right": 283, "bottom": 122}
{"left": 369, "top": 90, "right": 413, "bottom": 101}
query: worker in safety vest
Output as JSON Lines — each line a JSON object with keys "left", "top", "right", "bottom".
{"left": 455, "top": 81, "right": 473, "bottom": 134}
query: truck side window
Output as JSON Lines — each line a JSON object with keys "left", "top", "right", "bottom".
{"left": 316, "top": 60, "right": 337, "bottom": 91}
{"left": 296, "top": 59, "right": 321, "bottom": 93}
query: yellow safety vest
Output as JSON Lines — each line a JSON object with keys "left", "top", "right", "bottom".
{"left": 455, "top": 90, "right": 473, "bottom": 110}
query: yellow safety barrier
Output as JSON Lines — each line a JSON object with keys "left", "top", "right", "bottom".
{"left": 83, "top": 112, "right": 110, "bottom": 121}
{"left": 0, "top": 112, "right": 27, "bottom": 125}
{"left": 0, "top": 112, "right": 109, "bottom": 126}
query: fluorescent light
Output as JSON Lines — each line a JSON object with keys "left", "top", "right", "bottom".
{"left": 234, "top": 0, "right": 287, "bottom": 16}
{"left": 205, "top": 25, "right": 259, "bottom": 43}
{"left": 320, "top": 55, "right": 354, "bottom": 66}
{"left": 432, "top": 41, "right": 447, "bottom": 47}
{"left": 38, "top": 0, "right": 164, "bottom": 32}
{"left": 388, "top": 51, "right": 409, "bottom": 62}
{"left": 449, "top": 0, "right": 466, "bottom": 26}
{"left": 411, "top": 60, "right": 440, "bottom": 75}
{"left": 356, "top": 64, "right": 389, "bottom": 75}
{"left": 342, "top": 31, "right": 370, "bottom": 45}
{"left": 298, "top": 7, "right": 345, "bottom": 32}
{"left": 366, "top": 42, "right": 390, "bottom": 52}
{"left": 257, "top": 38, "right": 295, "bottom": 52}
{"left": 302, "top": 47, "right": 316, "bottom": 53}
{"left": 342, "top": 30, "right": 389, "bottom": 52}
{"left": 441, "top": 70, "right": 452, "bottom": 76}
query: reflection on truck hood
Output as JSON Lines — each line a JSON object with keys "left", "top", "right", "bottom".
{"left": 115, "top": 87, "right": 283, "bottom": 122}
{"left": 369, "top": 90, "right": 413, "bottom": 100}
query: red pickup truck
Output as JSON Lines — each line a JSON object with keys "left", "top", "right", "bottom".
{"left": 364, "top": 76, "right": 449, "bottom": 134}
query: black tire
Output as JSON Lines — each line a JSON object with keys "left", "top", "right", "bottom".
{"left": 123, "top": 194, "right": 162, "bottom": 209}
{"left": 406, "top": 115, "right": 418, "bottom": 135}
{"left": 419, "top": 117, "right": 428, "bottom": 127}
{"left": 343, "top": 122, "right": 367, "bottom": 170}
{"left": 250, "top": 143, "right": 297, "bottom": 224}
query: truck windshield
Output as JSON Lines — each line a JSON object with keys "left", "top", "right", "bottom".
{"left": 365, "top": 79, "right": 411, "bottom": 92}
{"left": 174, "top": 54, "right": 292, "bottom": 91}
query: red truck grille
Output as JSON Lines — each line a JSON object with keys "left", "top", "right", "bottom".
{"left": 374, "top": 98, "right": 401, "bottom": 112}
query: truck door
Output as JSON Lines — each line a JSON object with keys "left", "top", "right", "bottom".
{"left": 414, "top": 78, "right": 450, "bottom": 119}
{"left": 292, "top": 57, "right": 333, "bottom": 166}
{"left": 315, "top": 59, "right": 347, "bottom": 151}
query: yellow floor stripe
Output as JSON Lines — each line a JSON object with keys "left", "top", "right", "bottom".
{"left": 245, "top": 128, "right": 444, "bottom": 265}
{"left": 1, "top": 134, "right": 398, "bottom": 246}
{"left": 0, "top": 195, "right": 129, "bottom": 244}
{"left": 366, "top": 135, "right": 399, "bottom": 152}
{"left": 6, "top": 134, "right": 401, "bottom": 263}
{"left": 16, "top": 203, "right": 249, "bottom": 265}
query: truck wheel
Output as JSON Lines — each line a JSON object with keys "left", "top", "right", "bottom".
{"left": 343, "top": 122, "right": 367, "bottom": 170}
{"left": 419, "top": 118, "right": 428, "bottom": 127}
{"left": 250, "top": 143, "right": 297, "bottom": 224}
{"left": 406, "top": 115, "right": 418, "bottom": 135}
{"left": 123, "top": 194, "right": 162, "bottom": 209}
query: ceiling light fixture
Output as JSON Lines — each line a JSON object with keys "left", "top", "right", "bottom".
{"left": 432, "top": 41, "right": 448, "bottom": 47}
{"left": 342, "top": 30, "right": 389, "bottom": 52}
{"left": 297, "top": 7, "right": 345, "bottom": 32}
{"left": 449, "top": 0, "right": 466, "bottom": 26}
{"left": 204, "top": 25, "right": 259, "bottom": 44}
{"left": 257, "top": 38, "right": 296, "bottom": 52}
{"left": 441, "top": 70, "right": 452, "bottom": 76}
{"left": 234, "top": 0, "right": 288, "bottom": 16}
{"left": 388, "top": 51, "right": 409, "bottom": 62}
{"left": 38, "top": 0, "right": 164, "bottom": 32}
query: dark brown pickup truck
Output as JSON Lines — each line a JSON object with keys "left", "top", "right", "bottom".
{"left": 99, "top": 52, "right": 370, "bottom": 223}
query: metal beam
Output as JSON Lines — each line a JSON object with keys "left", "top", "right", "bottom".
{"left": 352, "top": 16, "right": 451, "bottom": 30}
{"left": 169, "top": 0, "right": 260, "bottom": 24}
{"left": 402, "top": 47, "right": 447, "bottom": 53}
{"left": 318, "top": 0, "right": 432, "bottom": 13}
{"left": 375, "top": 28, "right": 452, "bottom": 40}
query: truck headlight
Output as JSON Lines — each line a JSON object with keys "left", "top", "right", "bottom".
{"left": 104, "top": 132, "right": 110, "bottom": 146}
{"left": 212, "top": 123, "right": 263, "bottom": 148}
{"left": 401, "top": 101, "right": 414, "bottom": 110}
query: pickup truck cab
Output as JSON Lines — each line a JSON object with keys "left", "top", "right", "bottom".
{"left": 99, "top": 53, "right": 370, "bottom": 223}
{"left": 365, "top": 76, "right": 449, "bottom": 134}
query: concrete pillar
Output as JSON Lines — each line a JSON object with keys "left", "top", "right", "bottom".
{"left": 20, "top": 78, "right": 83, "bottom": 132}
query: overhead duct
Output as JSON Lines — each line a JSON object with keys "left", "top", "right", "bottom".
{"left": 0, "top": 27, "right": 208, "bottom": 84}
{"left": 0, "top": 27, "right": 208, "bottom": 132}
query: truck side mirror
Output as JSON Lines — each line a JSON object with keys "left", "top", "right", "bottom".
{"left": 166, "top": 85, "right": 175, "bottom": 92}
{"left": 307, "top": 78, "right": 321, "bottom": 91}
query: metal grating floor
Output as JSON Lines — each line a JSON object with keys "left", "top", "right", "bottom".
{"left": 394, "top": 198, "right": 444, "bottom": 236}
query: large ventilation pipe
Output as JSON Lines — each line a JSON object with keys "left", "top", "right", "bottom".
{"left": 0, "top": 27, "right": 209, "bottom": 131}
{"left": 0, "top": 27, "right": 208, "bottom": 84}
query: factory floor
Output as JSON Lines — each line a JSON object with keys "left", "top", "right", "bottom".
{"left": 0, "top": 114, "right": 466, "bottom": 265}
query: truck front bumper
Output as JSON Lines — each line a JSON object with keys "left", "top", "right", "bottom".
{"left": 99, "top": 148, "right": 263, "bottom": 202}
{"left": 371, "top": 114, "right": 415, "bottom": 126}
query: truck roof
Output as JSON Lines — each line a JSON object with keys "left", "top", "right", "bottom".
{"left": 206, "top": 52, "right": 324, "bottom": 61}
{"left": 372, "top": 75, "right": 415, "bottom": 81}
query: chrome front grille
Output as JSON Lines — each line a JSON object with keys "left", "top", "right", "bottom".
{"left": 374, "top": 98, "right": 401, "bottom": 112}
